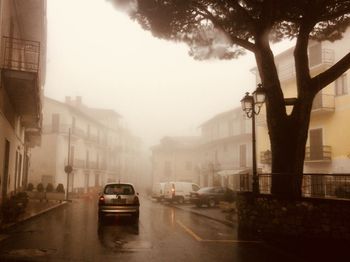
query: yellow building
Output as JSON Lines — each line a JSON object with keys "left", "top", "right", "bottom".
{"left": 256, "top": 28, "right": 350, "bottom": 175}
{"left": 0, "top": 0, "right": 47, "bottom": 203}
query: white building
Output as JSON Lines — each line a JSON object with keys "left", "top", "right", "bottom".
{"left": 0, "top": 0, "right": 47, "bottom": 203}
{"left": 29, "top": 96, "right": 143, "bottom": 194}
{"left": 198, "top": 107, "right": 253, "bottom": 190}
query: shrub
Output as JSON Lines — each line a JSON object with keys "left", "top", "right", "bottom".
{"left": 26, "top": 183, "right": 34, "bottom": 191}
{"left": 46, "top": 183, "right": 54, "bottom": 192}
{"left": 56, "top": 183, "right": 65, "bottom": 193}
{"left": 37, "top": 183, "right": 44, "bottom": 192}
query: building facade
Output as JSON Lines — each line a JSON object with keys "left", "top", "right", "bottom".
{"left": 151, "top": 137, "right": 200, "bottom": 185}
{"left": 198, "top": 108, "right": 252, "bottom": 190}
{"left": 29, "top": 96, "right": 142, "bottom": 193}
{"left": 256, "top": 28, "right": 350, "bottom": 175}
{"left": 0, "top": 0, "right": 47, "bottom": 203}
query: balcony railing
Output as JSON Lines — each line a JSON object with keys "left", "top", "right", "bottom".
{"left": 305, "top": 145, "right": 332, "bottom": 162}
{"left": 260, "top": 150, "right": 272, "bottom": 165}
{"left": 312, "top": 93, "right": 335, "bottom": 113}
{"left": 277, "top": 48, "right": 334, "bottom": 82}
{"left": 2, "top": 37, "right": 40, "bottom": 73}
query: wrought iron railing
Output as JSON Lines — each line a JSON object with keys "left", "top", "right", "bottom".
{"left": 1, "top": 37, "right": 40, "bottom": 73}
{"left": 236, "top": 173, "right": 350, "bottom": 200}
{"left": 305, "top": 146, "right": 332, "bottom": 162}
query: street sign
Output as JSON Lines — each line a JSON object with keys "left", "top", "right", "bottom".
{"left": 64, "top": 165, "right": 73, "bottom": 174}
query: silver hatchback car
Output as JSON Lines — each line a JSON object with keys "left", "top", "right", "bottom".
{"left": 98, "top": 183, "right": 140, "bottom": 220}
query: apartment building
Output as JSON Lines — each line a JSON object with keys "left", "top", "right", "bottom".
{"left": 29, "top": 96, "right": 142, "bottom": 193}
{"left": 198, "top": 108, "right": 252, "bottom": 190}
{"left": 151, "top": 137, "right": 200, "bottom": 185}
{"left": 0, "top": 0, "right": 47, "bottom": 203}
{"left": 256, "top": 28, "right": 350, "bottom": 174}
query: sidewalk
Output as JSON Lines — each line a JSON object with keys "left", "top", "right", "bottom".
{"left": 167, "top": 202, "right": 237, "bottom": 227}
{"left": 0, "top": 199, "right": 67, "bottom": 231}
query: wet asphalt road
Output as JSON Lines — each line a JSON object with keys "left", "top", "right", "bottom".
{"left": 0, "top": 197, "right": 304, "bottom": 262}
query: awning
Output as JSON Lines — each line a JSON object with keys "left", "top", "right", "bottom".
{"left": 216, "top": 169, "right": 249, "bottom": 176}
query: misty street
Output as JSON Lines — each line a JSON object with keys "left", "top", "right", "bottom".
{"left": 0, "top": 197, "right": 299, "bottom": 262}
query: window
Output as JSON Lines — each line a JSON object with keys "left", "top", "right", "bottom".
{"left": 104, "top": 184, "right": 135, "bottom": 195}
{"left": 335, "top": 74, "right": 347, "bottom": 96}
{"left": 309, "top": 43, "right": 322, "bottom": 67}
{"left": 192, "top": 184, "right": 200, "bottom": 191}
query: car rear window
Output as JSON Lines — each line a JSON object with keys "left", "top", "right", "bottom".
{"left": 104, "top": 184, "right": 135, "bottom": 195}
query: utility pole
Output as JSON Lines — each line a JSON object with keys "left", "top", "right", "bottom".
{"left": 65, "top": 128, "right": 72, "bottom": 201}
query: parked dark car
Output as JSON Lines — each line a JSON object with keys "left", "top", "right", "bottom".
{"left": 190, "top": 186, "right": 235, "bottom": 207}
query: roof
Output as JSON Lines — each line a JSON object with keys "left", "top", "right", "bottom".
{"left": 199, "top": 107, "right": 243, "bottom": 128}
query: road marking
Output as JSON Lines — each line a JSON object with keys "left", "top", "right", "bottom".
{"left": 176, "top": 220, "right": 203, "bottom": 241}
{"left": 202, "top": 239, "right": 261, "bottom": 244}
{"left": 176, "top": 220, "right": 261, "bottom": 244}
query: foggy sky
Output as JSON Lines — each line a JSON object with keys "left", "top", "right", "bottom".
{"left": 45, "top": 0, "right": 293, "bottom": 148}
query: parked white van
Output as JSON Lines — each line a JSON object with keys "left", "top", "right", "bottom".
{"left": 151, "top": 182, "right": 166, "bottom": 201}
{"left": 164, "top": 182, "right": 200, "bottom": 204}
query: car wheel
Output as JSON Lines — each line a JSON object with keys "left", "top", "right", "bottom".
{"left": 208, "top": 199, "right": 216, "bottom": 208}
{"left": 195, "top": 202, "right": 202, "bottom": 208}
{"left": 177, "top": 196, "right": 185, "bottom": 204}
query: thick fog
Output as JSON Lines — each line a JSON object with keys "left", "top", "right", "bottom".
{"left": 45, "top": 0, "right": 293, "bottom": 148}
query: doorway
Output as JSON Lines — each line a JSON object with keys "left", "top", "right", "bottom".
{"left": 2, "top": 140, "right": 10, "bottom": 200}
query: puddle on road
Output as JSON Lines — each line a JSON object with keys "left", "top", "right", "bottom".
{"left": 113, "top": 240, "right": 152, "bottom": 252}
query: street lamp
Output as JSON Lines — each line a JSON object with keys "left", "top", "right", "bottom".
{"left": 241, "top": 83, "right": 266, "bottom": 194}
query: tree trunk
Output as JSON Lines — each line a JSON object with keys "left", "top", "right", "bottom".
{"left": 255, "top": 40, "right": 315, "bottom": 198}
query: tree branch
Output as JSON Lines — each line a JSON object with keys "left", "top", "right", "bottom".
{"left": 311, "top": 51, "right": 350, "bottom": 91}
{"left": 192, "top": 3, "right": 256, "bottom": 52}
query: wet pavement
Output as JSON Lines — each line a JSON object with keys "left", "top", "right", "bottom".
{"left": 0, "top": 196, "right": 305, "bottom": 262}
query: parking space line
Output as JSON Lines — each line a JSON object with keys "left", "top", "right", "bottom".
{"left": 176, "top": 220, "right": 261, "bottom": 244}
{"left": 202, "top": 239, "right": 261, "bottom": 244}
{"left": 176, "top": 220, "right": 202, "bottom": 241}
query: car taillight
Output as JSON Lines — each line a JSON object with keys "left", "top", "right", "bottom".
{"left": 99, "top": 196, "right": 105, "bottom": 205}
{"left": 134, "top": 196, "right": 140, "bottom": 205}
{"left": 171, "top": 187, "right": 175, "bottom": 196}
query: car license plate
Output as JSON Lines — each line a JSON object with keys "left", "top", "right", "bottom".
{"left": 113, "top": 198, "right": 126, "bottom": 204}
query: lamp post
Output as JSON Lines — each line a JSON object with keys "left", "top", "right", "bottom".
{"left": 240, "top": 83, "right": 266, "bottom": 194}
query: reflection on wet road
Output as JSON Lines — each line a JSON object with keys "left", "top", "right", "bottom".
{"left": 0, "top": 196, "right": 303, "bottom": 261}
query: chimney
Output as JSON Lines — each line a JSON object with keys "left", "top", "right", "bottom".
{"left": 65, "top": 96, "right": 71, "bottom": 104}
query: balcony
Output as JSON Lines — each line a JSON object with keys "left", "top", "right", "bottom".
{"left": 277, "top": 48, "right": 334, "bottom": 82}
{"left": 305, "top": 145, "right": 332, "bottom": 163}
{"left": 73, "top": 159, "right": 85, "bottom": 169}
{"left": 312, "top": 93, "right": 335, "bottom": 115}
{"left": 260, "top": 150, "right": 272, "bottom": 165}
{"left": 72, "top": 126, "right": 86, "bottom": 138}
{"left": 1, "top": 37, "right": 41, "bottom": 128}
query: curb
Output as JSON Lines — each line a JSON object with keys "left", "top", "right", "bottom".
{"left": 170, "top": 204, "right": 236, "bottom": 228}
{"left": 0, "top": 201, "right": 68, "bottom": 231}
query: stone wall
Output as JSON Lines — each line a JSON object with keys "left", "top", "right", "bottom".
{"left": 237, "top": 192, "right": 350, "bottom": 240}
